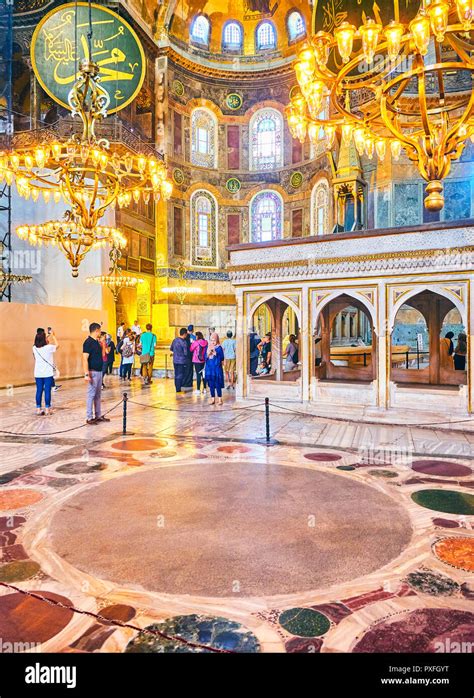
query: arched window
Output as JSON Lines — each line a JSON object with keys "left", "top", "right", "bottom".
{"left": 250, "top": 108, "right": 283, "bottom": 170}
{"left": 223, "top": 21, "right": 243, "bottom": 51}
{"left": 191, "top": 190, "right": 218, "bottom": 267}
{"left": 191, "top": 108, "right": 217, "bottom": 168}
{"left": 190, "top": 15, "right": 210, "bottom": 46}
{"left": 311, "top": 180, "right": 330, "bottom": 235}
{"left": 287, "top": 11, "right": 305, "bottom": 41}
{"left": 256, "top": 21, "right": 276, "bottom": 50}
{"left": 250, "top": 191, "right": 283, "bottom": 242}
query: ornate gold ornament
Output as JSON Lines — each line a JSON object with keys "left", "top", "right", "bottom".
{"left": 161, "top": 262, "right": 203, "bottom": 305}
{"left": 86, "top": 245, "right": 144, "bottom": 301}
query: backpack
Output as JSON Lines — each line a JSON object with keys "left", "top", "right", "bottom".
{"left": 197, "top": 343, "right": 207, "bottom": 363}
{"left": 293, "top": 348, "right": 299, "bottom": 364}
{"left": 122, "top": 341, "right": 134, "bottom": 358}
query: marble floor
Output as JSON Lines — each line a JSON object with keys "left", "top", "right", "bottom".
{"left": 0, "top": 376, "right": 473, "bottom": 653}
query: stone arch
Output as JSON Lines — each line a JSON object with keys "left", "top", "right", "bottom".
{"left": 314, "top": 289, "right": 377, "bottom": 335}
{"left": 389, "top": 285, "right": 466, "bottom": 332}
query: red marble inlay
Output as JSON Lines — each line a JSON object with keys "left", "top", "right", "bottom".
{"left": 412, "top": 460, "right": 472, "bottom": 477}
{"left": 304, "top": 453, "right": 342, "bottom": 462}
{"left": 285, "top": 637, "right": 323, "bottom": 653}
{"left": 0, "top": 516, "right": 26, "bottom": 531}
{"left": 111, "top": 438, "right": 169, "bottom": 452}
{"left": 432, "top": 518, "right": 460, "bottom": 529}
{"left": 217, "top": 445, "right": 252, "bottom": 454}
{"left": 0, "top": 591, "right": 74, "bottom": 644}
{"left": 98, "top": 604, "right": 136, "bottom": 624}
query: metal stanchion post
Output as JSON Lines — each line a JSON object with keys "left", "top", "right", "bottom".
{"left": 122, "top": 392, "right": 128, "bottom": 435}
{"left": 165, "top": 353, "right": 168, "bottom": 378}
{"left": 257, "top": 397, "right": 278, "bottom": 446}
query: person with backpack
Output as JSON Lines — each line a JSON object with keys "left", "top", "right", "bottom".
{"left": 121, "top": 331, "right": 136, "bottom": 382}
{"left": 284, "top": 334, "right": 299, "bottom": 371}
{"left": 116, "top": 328, "right": 130, "bottom": 380}
{"left": 190, "top": 331, "right": 208, "bottom": 394}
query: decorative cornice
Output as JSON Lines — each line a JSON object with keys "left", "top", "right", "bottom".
{"left": 167, "top": 48, "right": 296, "bottom": 82}
{"left": 228, "top": 246, "right": 474, "bottom": 281}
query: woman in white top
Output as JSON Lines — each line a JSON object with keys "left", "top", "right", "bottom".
{"left": 33, "top": 328, "right": 58, "bottom": 415}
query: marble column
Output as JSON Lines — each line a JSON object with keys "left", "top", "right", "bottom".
{"left": 377, "top": 281, "right": 388, "bottom": 409}
{"left": 236, "top": 289, "right": 245, "bottom": 399}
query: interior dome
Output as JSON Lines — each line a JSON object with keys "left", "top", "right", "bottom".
{"left": 165, "top": 0, "right": 311, "bottom": 69}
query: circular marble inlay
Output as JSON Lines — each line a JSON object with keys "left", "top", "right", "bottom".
{"left": 111, "top": 438, "right": 169, "bottom": 451}
{"left": 125, "top": 614, "right": 260, "bottom": 653}
{"left": 353, "top": 609, "right": 474, "bottom": 653}
{"left": 411, "top": 460, "right": 472, "bottom": 477}
{"left": 405, "top": 570, "right": 459, "bottom": 596}
{"left": 411, "top": 490, "right": 474, "bottom": 515}
{"left": 279, "top": 608, "right": 330, "bottom": 637}
{"left": 433, "top": 537, "right": 474, "bottom": 572}
{"left": 0, "top": 490, "right": 43, "bottom": 512}
{"left": 336, "top": 466, "right": 356, "bottom": 471}
{"left": 50, "top": 462, "right": 412, "bottom": 597}
{"left": 0, "top": 561, "right": 41, "bottom": 582}
{"left": 0, "top": 591, "right": 74, "bottom": 644}
{"left": 304, "top": 453, "right": 342, "bottom": 462}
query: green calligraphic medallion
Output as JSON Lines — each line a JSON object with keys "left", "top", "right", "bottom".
{"left": 290, "top": 171, "right": 303, "bottom": 188}
{"left": 226, "top": 177, "right": 241, "bottom": 194}
{"left": 31, "top": 2, "right": 146, "bottom": 114}
{"left": 172, "top": 79, "right": 185, "bottom": 97}
{"left": 226, "top": 93, "right": 243, "bottom": 110}
{"left": 173, "top": 168, "right": 185, "bottom": 185}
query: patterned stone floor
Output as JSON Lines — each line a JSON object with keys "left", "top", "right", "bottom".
{"left": 0, "top": 377, "right": 473, "bottom": 653}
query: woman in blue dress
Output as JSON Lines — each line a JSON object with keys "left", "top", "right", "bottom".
{"left": 205, "top": 333, "right": 225, "bottom": 405}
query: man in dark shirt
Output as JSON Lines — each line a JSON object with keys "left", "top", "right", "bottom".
{"left": 170, "top": 328, "right": 189, "bottom": 393}
{"left": 83, "top": 322, "right": 110, "bottom": 424}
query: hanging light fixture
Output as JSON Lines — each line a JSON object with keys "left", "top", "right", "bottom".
{"left": 161, "top": 262, "right": 202, "bottom": 305}
{"left": 0, "top": 271, "right": 32, "bottom": 296}
{"left": 86, "top": 245, "right": 144, "bottom": 301}
{"left": 286, "top": 1, "right": 474, "bottom": 211}
{"left": 3, "top": 0, "right": 172, "bottom": 274}
{"left": 16, "top": 220, "right": 125, "bottom": 278}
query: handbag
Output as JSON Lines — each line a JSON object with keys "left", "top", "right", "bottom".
{"left": 139, "top": 353, "right": 150, "bottom": 364}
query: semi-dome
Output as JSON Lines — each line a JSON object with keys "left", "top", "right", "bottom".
{"left": 164, "top": 0, "right": 311, "bottom": 70}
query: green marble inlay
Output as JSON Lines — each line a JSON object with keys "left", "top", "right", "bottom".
{"left": 411, "top": 490, "right": 474, "bottom": 515}
{"left": 0, "top": 560, "right": 40, "bottom": 582}
{"left": 279, "top": 608, "right": 330, "bottom": 637}
{"left": 368, "top": 470, "right": 398, "bottom": 478}
{"left": 406, "top": 570, "right": 459, "bottom": 597}
{"left": 336, "top": 465, "right": 356, "bottom": 471}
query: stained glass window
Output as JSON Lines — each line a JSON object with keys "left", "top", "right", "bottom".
{"left": 311, "top": 181, "right": 330, "bottom": 235}
{"left": 191, "top": 108, "right": 217, "bottom": 168}
{"left": 223, "top": 22, "right": 242, "bottom": 51}
{"left": 256, "top": 21, "right": 276, "bottom": 50}
{"left": 191, "top": 15, "right": 210, "bottom": 46}
{"left": 287, "top": 11, "right": 305, "bottom": 41}
{"left": 191, "top": 190, "right": 218, "bottom": 267}
{"left": 250, "top": 108, "right": 283, "bottom": 171}
{"left": 250, "top": 191, "right": 283, "bottom": 242}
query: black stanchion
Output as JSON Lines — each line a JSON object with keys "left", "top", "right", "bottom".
{"left": 122, "top": 392, "right": 128, "bottom": 435}
{"left": 257, "top": 396, "right": 278, "bottom": 446}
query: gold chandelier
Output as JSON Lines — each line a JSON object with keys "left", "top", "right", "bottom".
{"left": 16, "top": 219, "right": 125, "bottom": 278}
{"left": 1, "top": 59, "right": 172, "bottom": 229}
{"left": 287, "top": 0, "right": 474, "bottom": 210}
{"left": 162, "top": 262, "right": 203, "bottom": 305}
{"left": 86, "top": 245, "right": 144, "bottom": 302}
{"left": 0, "top": 271, "right": 32, "bottom": 296}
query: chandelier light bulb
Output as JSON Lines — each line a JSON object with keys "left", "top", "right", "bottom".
{"left": 390, "top": 139, "right": 402, "bottom": 160}
{"left": 428, "top": 0, "right": 450, "bottom": 41}
{"left": 409, "top": 11, "right": 431, "bottom": 55}
{"left": 375, "top": 138, "right": 387, "bottom": 161}
{"left": 359, "top": 18, "right": 382, "bottom": 64}
{"left": 313, "top": 32, "right": 331, "bottom": 66}
{"left": 325, "top": 125, "right": 336, "bottom": 148}
{"left": 307, "top": 81, "right": 325, "bottom": 117}
{"left": 384, "top": 21, "right": 405, "bottom": 62}
{"left": 342, "top": 121, "right": 353, "bottom": 142}
{"left": 334, "top": 21, "right": 356, "bottom": 63}
{"left": 353, "top": 127, "right": 366, "bottom": 155}
{"left": 308, "top": 122, "right": 319, "bottom": 145}
{"left": 365, "top": 137, "right": 375, "bottom": 159}
{"left": 299, "top": 47, "right": 316, "bottom": 75}
{"left": 456, "top": 0, "right": 474, "bottom": 29}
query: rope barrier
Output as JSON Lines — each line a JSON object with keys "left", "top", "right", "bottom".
{"left": 267, "top": 401, "right": 474, "bottom": 429}
{"left": 0, "top": 582, "right": 232, "bottom": 653}
{"left": 127, "top": 398, "right": 263, "bottom": 414}
{"left": 0, "top": 399, "right": 124, "bottom": 436}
